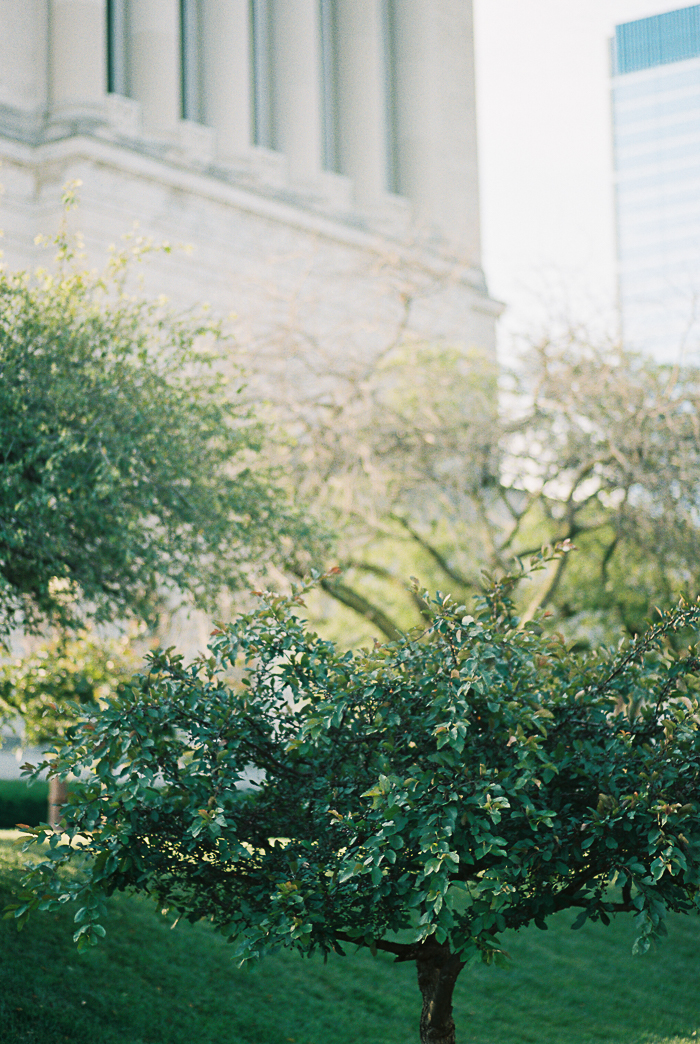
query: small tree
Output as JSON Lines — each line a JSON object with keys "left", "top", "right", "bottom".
{"left": 0, "top": 632, "right": 137, "bottom": 747}
{"left": 9, "top": 552, "right": 700, "bottom": 1044}
{"left": 0, "top": 203, "right": 316, "bottom": 639}
{"left": 0, "top": 631, "right": 138, "bottom": 824}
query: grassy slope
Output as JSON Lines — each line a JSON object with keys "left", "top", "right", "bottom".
{"left": 1, "top": 836, "right": 699, "bottom": 1044}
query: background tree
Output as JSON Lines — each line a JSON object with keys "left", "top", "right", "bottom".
{"left": 0, "top": 632, "right": 137, "bottom": 749}
{"left": 270, "top": 334, "right": 500, "bottom": 643}
{"left": 0, "top": 631, "right": 138, "bottom": 825}
{"left": 10, "top": 553, "right": 700, "bottom": 1044}
{"left": 0, "top": 205, "right": 319, "bottom": 641}
{"left": 275, "top": 325, "right": 700, "bottom": 644}
{"left": 502, "top": 336, "right": 700, "bottom": 635}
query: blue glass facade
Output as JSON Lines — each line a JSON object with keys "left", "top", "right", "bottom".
{"left": 613, "top": 6, "right": 700, "bottom": 74}
{"left": 613, "top": 5, "right": 700, "bottom": 361}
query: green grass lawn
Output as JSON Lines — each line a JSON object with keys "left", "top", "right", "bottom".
{"left": 1, "top": 833, "right": 699, "bottom": 1044}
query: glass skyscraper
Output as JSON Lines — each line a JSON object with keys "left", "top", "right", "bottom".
{"left": 612, "top": 5, "right": 700, "bottom": 361}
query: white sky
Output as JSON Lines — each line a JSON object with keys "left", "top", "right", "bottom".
{"left": 473, "top": 0, "right": 690, "bottom": 345}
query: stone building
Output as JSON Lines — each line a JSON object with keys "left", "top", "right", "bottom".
{"left": 0, "top": 0, "right": 499, "bottom": 393}
{"left": 0, "top": 1, "right": 501, "bottom": 772}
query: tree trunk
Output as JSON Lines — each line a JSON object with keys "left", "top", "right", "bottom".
{"left": 48, "top": 777, "right": 68, "bottom": 829}
{"left": 416, "top": 945, "right": 465, "bottom": 1044}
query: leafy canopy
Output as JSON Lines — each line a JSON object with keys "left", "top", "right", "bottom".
{"left": 0, "top": 210, "right": 315, "bottom": 637}
{"left": 0, "top": 630, "right": 138, "bottom": 746}
{"left": 10, "top": 550, "right": 700, "bottom": 1042}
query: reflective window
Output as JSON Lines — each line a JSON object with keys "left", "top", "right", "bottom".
{"left": 319, "top": 0, "right": 340, "bottom": 173}
{"left": 249, "top": 0, "right": 275, "bottom": 148}
{"left": 618, "top": 184, "right": 700, "bottom": 214}
{"left": 107, "top": 0, "right": 129, "bottom": 96}
{"left": 618, "top": 231, "right": 700, "bottom": 263}
{"left": 613, "top": 61, "right": 700, "bottom": 104}
{"left": 383, "top": 0, "right": 401, "bottom": 195}
{"left": 616, "top": 163, "right": 700, "bottom": 191}
{"left": 614, "top": 88, "right": 700, "bottom": 128}
{"left": 180, "top": 0, "right": 203, "bottom": 123}
{"left": 614, "top": 113, "right": 700, "bottom": 148}
{"left": 615, "top": 139, "right": 700, "bottom": 171}
{"left": 613, "top": 6, "right": 700, "bottom": 75}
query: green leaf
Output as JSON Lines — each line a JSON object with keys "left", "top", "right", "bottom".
{"left": 571, "top": 910, "right": 588, "bottom": 931}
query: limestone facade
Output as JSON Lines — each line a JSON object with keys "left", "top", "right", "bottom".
{"left": 0, "top": 0, "right": 499, "bottom": 382}
{"left": 0, "top": 1, "right": 503, "bottom": 770}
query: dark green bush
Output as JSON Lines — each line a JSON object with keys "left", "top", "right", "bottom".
{"left": 0, "top": 778, "right": 48, "bottom": 829}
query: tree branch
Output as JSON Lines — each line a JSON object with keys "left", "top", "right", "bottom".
{"left": 334, "top": 930, "right": 416, "bottom": 961}
{"left": 350, "top": 561, "right": 433, "bottom": 622}
{"left": 520, "top": 534, "right": 573, "bottom": 624}
{"left": 390, "top": 515, "right": 478, "bottom": 589}
{"left": 320, "top": 578, "right": 403, "bottom": 642}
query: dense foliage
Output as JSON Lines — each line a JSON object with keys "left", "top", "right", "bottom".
{"left": 0, "top": 215, "right": 315, "bottom": 637}
{"left": 10, "top": 551, "right": 700, "bottom": 1043}
{"left": 0, "top": 631, "right": 137, "bottom": 746}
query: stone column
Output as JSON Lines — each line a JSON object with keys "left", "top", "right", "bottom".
{"left": 334, "top": 0, "right": 388, "bottom": 206}
{"left": 271, "top": 0, "right": 323, "bottom": 188}
{"left": 129, "top": 0, "right": 181, "bottom": 136}
{"left": 391, "top": 0, "right": 482, "bottom": 262}
{"left": 0, "top": 0, "right": 49, "bottom": 114}
{"left": 49, "top": 0, "right": 106, "bottom": 118}
{"left": 201, "top": 0, "right": 252, "bottom": 161}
